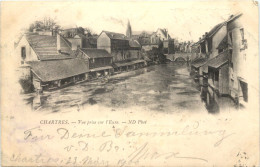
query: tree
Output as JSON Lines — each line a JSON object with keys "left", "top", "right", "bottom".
{"left": 77, "top": 27, "right": 85, "bottom": 35}
{"left": 28, "top": 17, "right": 60, "bottom": 32}
{"left": 85, "top": 28, "right": 95, "bottom": 37}
{"left": 29, "top": 24, "right": 35, "bottom": 32}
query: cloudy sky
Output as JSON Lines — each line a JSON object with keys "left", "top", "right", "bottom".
{"left": 1, "top": 0, "right": 257, "bottom": 44}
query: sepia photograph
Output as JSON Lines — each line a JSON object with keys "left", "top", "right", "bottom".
{"left": 1, "top": 0, "right": 259, "bottom": 166}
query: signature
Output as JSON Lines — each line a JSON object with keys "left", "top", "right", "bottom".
{"left": 117, "top": 142, "right": 208, "bottom": 167}
{"left": 9, "top": 142, "right": 207, "bottom": 166}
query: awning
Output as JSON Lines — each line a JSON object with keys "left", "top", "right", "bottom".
{"left": 207, "top": 51, "right": 229, "bottom": 69}
{"left": 191, "top": 58, "right": 207, "bottom": 68}
{"left": 192, "top": 62, "right": 206, "bottom": 68}
{"left": 90, "top": 66, "right": 113, "bottom": 72}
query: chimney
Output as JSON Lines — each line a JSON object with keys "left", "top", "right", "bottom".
{"left": 205, "top": 32, "right": 208, "bottom": 38}
{"left": 229, "top": 15, "right": 234, "bottom": 19}
{"left": 57, "top": 33, "right": 61, "bottom": 53}
{"left": 166, "top": 29, "right": 169, "bottom": 39}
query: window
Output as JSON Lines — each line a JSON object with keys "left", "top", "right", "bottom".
{"left": 240, "top": 28, "right": 244, "bottom": 41}
{"left": 231, "top": 79, "right": 234, "bottom": 89}
{"left": 214, "top": 71, "right": 219, "bottom": 82}
{"left": 243, "top": 54, "right": 246, "bottom": 61}
{"left": 229, "top": 32, "right": 233, "bottom": 44}
{"left": 239, "top": 80, "right": 248, "bottom": 102}
{"left": 218, "top": 49, "right": 223, "bottom": 54}
{"left": 240, "top": 28, "right": 247, "bottom": 50}
{"left": 21, "top": 47, "right": 26, "bottom": 60}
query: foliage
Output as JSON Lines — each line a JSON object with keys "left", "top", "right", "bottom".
{"left": 28, "top": 17, "right": 60, "bottom": 32}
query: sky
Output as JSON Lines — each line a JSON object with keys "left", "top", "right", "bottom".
{"left": 1, "top": 0, "right": 257, "bottom": 45}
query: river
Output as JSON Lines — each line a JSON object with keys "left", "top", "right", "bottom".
{"left": 22, "top": 62, "right": 237, "bottom": 113}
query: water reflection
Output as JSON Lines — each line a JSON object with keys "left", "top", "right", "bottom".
{"left": 23, "top": 62, "right": 236, "bottom": 113}
{"left": 200, "top": 85, "right": 237, "bottom": 114}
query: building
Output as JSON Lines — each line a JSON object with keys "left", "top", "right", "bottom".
{"left": 65, "top": 34, "right": 84, "bottom": 50}
{"left": 200, "top": 22, "right": 227, "bottom": 87}
{"left": 155, "top": 28, "right": 170, "bottom": 41}
{"left": 97, "top": 31, "right": 129, "bottom": 62}
{"left": 28, "top": 59, "right": 89, "bottom": 91}
{"left": 85, "top": 36, "right": 98, "bottom": 48}
{"left": 206, "top": 22, "right": 227, "bottom": 59}
{"left": 207, "top": 50, "right": 229, "bottom": 95}
{"left": 16, "top": 33, "right": 74, "bottom": 64}
{"left": 97, "top": 30, "right": 145, "bottom": 72}
{"left": 132, "top": 31, "right": 153, "bottom": 46}
{"left": 191, "top": 21, "right": 227, "bottom": 85}
{"left": 191, "top": 57, "right": 207, "bottom": 83}
{"left": 61, "top": 28, "right": 98, "bottom": 49}
{"left": 150, "top": 32, "right": 161, "bottom": 45}
{"left": 128, "top": 39, "right": 141, "bottom": 55}
{"left": 112, "top": 39, "right": 144, "bottom": 72}
{"left": 15, "top": 33, "right": 89, "bottom": 92}
{"left": 191, "top": 37, "right": 208, "bottom": 84}
{"left": 226, "top": 13, "right": 258, "bottom": 107}
{"left": 76, "top": 48, "right": 113, "bottom": 78}
{"left": 162, "top": 39, "right": 175, "bottom": 54}
{"left": 201, "top": 21, "right": 227, "bottom": 76}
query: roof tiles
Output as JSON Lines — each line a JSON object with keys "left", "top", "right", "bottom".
{"left": 26, "top": 34, "right": 74, "bottom": 60}
{"left": 29, "top": 59, "right": 89, "bottom": 82}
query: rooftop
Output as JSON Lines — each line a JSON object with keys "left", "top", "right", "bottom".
{"left": 129, "top": 39, "right": 141, "bottom": 48}
{"left": 29, "top": 59, "right": 89, "bottom": 82}
{"left": 26, "top": 34, "right": 74, "bottom": 60}
{"left": 191, "top": 57, "right": 207, "bottom": 68}
{"left": 102, "top": 31, "right": 128, "bottom": 40}
{"left": 80, "top": 48, "right": 112, "bottom": 58}
{"left": 207, "top": 50, "right": 229, "bottom": 69}
{"left": 217, "top": 35, "right": 228, "bottom": 50}
{"left": 207, "top": 22, "right": 226, "bottom": 38}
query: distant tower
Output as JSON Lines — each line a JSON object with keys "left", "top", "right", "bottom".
{"left": 126, "top": 20, "right": 132, "bottom": 38}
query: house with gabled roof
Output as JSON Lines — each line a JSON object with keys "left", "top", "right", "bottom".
{"left": 191, "top": 20, "right": 227, "bottom": 86}
{"left": 205, "top": 21, "right": 227, "bottom": 59}
{"left": 15, "top": 33, "right": 74, "bottom": 64}
{"left": 200, "top": 21, "right": 228, "bottom": 83}
{"left": 97, "top": 30, "right": 145, "bottom": 72}
{"left": 97, "top": 31, "right": 129, "bottom": 62}
{"left": 76, "top": 48, "right": 113, "bottom": 78}
{"left": 15, "top": 33, "right": 89, "bottom": 92}
{"left": 199, "top": 20, "right": 229, "bottom": 96}
{"left": 155, "top": 28, "right": 171, "bottom": 41}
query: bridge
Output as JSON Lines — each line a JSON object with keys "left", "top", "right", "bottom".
{"left": 165, "top": 53, "right": 191, "bottom": 62}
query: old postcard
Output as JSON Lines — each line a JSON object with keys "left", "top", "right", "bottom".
{"left": 1, "top": 0, "right": 259, "bottom": 166}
